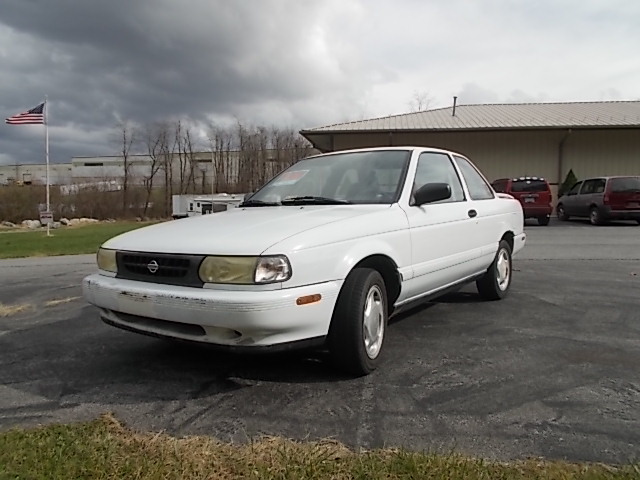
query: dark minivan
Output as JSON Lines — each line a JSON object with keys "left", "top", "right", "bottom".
{"left": 491, "top": 176, "right": 553, "bottom": 225}
{"left": 556, "top": 176, "right": 640, "bottom": 225}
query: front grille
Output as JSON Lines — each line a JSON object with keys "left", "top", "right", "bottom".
{"left": 116, "top": 251, "right": 204, "bottom": 287}
{"left": 122, "top": 254, "right": 190, "bottom": 277}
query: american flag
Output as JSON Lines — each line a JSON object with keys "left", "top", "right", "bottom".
{"left": 5, "top": 102, "right": 45, "bottom": 125}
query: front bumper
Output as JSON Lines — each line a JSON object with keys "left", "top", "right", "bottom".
{"left": 82, "top": 274, "right": 342, "bottom": 347}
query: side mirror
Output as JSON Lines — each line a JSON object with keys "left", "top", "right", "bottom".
{"left": 414, "top": 182, "right": 451, "bottom": 206}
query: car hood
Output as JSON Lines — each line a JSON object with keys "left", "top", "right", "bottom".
{"left": 102, "top": 205, "right": 389, "bottom": 255}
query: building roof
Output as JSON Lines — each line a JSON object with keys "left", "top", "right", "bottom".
{"left": 301, "top": 100, "right": 640, "bottom": 134}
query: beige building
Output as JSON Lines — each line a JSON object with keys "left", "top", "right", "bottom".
{"left": 0, "top": 163, "right": 72, "bottom": 186}
{"left": 300, "top": 100, "right": 640, "bottom": 198}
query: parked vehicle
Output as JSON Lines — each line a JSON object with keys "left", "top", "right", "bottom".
{"left": 491, "top": 177, "right": 553, "bottom": 225}
{"left": 82, "top": 146, "right": 526, "bottom": 376}
{"left": 556, "top": 176, "right": 640, "bottom": 225}
{"left": 171, "top": 194, "right": 245, "bottom": 219}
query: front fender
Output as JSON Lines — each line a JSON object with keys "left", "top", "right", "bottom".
{"left": 277, "top": 229, "right": 412, "bottom": 289}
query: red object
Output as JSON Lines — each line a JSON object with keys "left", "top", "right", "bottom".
{"left": 491, "top": 176, "right": 553, "bottom": 225}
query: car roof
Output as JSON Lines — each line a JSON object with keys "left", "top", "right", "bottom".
{"left": 492, "top": 176, "right": 548, "bottom": 182}
{"left": 581, "top": 175, "right": 640, "bottom": 181}
{"left": 306, "top": 145, "right": 466, "bottom": 159}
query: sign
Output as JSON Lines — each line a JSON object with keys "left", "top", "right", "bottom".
{"left": 39, "top": 211, "right": 54, "bottom": 225}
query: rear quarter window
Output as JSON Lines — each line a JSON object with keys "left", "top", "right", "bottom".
{"left": 610, "top": 177, "right": 640, "bottom": 193}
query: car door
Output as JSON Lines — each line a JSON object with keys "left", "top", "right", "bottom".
{"left": 452, "top": 155, "right": 505, "bottom": 271}
{"left": 574, "top": 179, "right": 600, "bottom": 217}
{"left": 562, "top": 181, "right": 583, "bottom": 216}
{"left": 400, "top": 152, "right": 477, "bottom": 301}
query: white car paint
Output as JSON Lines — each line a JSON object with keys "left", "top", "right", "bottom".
{"left": 82, "top": 146, "right": 525, "bottom": 355}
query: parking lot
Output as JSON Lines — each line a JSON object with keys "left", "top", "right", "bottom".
{"left": 1, "top": 219, "right": 639, "bottom": 464}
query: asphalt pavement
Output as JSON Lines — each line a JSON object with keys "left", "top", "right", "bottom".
{"left": 1, "top": 219, "right": 639, "bottom": 464}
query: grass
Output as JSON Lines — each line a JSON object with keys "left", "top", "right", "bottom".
{"left": 0, "top": 414, "right": 638, "bottom": 480}
{"left": 0, "top": 221, "right": 158, "bottom": 259}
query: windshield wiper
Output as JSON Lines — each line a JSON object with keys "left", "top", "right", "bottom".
{"left": 238, "top": 199, "right": 281, "bottom": 207}
{"left": 281, "top": 196, "right": 352, "bottom": 205}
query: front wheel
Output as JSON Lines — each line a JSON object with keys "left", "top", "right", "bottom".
{"left": 328, "top": 268, "right": 387, "bottom": 376}
{"left": 557, "top": 204, "right": 569, "bottom": 221}
{"left": 476, "top": 240, "right": 512, "bottom": 301}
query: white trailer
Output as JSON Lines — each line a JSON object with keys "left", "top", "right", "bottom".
{"left": 171, "top": 194, "right": 246, "bottom": 219}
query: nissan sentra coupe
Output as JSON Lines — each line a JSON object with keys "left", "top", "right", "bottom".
{"left": 82, "top": 146, "right": 526, "bottom": 375}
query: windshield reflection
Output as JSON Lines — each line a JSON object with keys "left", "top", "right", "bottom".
{"left": 246, "top": 150, "right": 410, "bottom": 206}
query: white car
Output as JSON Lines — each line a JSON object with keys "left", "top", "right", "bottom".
{"left": 82, "top": 146, "right": 525, "bottom": 376}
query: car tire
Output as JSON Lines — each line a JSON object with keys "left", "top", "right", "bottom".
{"left": 538, "top": 216, "right": 550, "bottom": 226}
{"left": 590, "top": 207, "right": 604, "bottom": 226}
{"left": 476, "top": 239, "right": 512, "bottom": 301}
{"left": 557, "top": 204, "right": 569, "bottom": 221}
{"left": 328, "top": 267, "right": 387, "bottom": 376}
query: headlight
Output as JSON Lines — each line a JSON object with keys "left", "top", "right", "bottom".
{"left": 97, "top": 248, "right": 117, "bottom": 273}
{"left": 255, "top": 256, "right": 291, "bottom": 283}
{"left": 198, "top": 255, "right": 291, "bottom": 284}
{"left": 198, "top": 256, "right": 257, "bottom": 284}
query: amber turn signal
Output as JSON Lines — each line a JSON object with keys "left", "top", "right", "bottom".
{"left": 296, "top": 294, "right": 322, "bottom": 306}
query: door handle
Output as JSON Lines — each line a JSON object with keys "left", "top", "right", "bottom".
{"left": 468, "top": 209, "right": 477, "bottom": 218}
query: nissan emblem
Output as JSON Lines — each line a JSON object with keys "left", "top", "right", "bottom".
{"left": 147, "top": 260, "right": 159, "bottom": 274}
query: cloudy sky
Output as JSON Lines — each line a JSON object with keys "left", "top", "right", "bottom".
{"left": 1, "top": 0, "right": 638, "bottom": 165}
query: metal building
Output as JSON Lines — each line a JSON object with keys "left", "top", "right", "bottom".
{"left": 300, "top": 100, "right": 640, "bottom": 198}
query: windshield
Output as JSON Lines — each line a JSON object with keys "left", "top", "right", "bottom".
{"left": 610, "top": 177, "right": 640, "bottom": 193}
{"left": 244, "top": 150, "right": 410, "bottom": 205}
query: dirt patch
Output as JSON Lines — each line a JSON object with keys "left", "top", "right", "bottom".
{"left": 45, "top": 297, "right": 81, "bottom": 307}
{"left": 0, "top": 302, "right": 33, "bottom": 317}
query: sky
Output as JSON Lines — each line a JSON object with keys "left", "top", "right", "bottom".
{"left": 1, "top": 0, "right": 639, "bottom": 165}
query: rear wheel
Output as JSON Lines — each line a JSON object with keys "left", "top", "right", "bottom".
{"left": 538, "top": 216, "right": 550, "bottom": 226}
{"left": 477, "top": 240, "right": 512, "bottom": 301}
{"left": 590, "top": 207, "right": 604, "bottom": 225}
{"left": 328, "top": 268, "right": 387, "bottom": 376}
{"left": 557, "top": 204, "right": 569, "bottom": 221}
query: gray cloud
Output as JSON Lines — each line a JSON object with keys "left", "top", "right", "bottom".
{"left": 1, "top": 0, "right": 639, "bottom": 165}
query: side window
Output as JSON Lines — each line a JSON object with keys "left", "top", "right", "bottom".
{"left": 413, "top": 152, "right": 465, "bottom": 203}
{"left": 593, "top": 179, "right": 606, "bottom": 193}
{"left": 580, "top": 179, "right": 599, "bottom": 194}
{"left": 453, "top": 155, "right": 494, "bottom": 200}
{"left": 567, "top": 182, "right": 582, "bottom": 195}
{"left": 491, "top": 180, "right": 507, "bottom": 193}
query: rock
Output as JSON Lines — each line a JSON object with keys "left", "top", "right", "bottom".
{"left": 60, "top": 218, "right": 70, "bottom": 226}
{"left": 50, "top": 222, "right": 62, "bottom": 229}
{"left": 69, "top": 218, "right": 81, "bottom": 226}
{"left": 1, "top": 221, "right": 16, "bottom": 227}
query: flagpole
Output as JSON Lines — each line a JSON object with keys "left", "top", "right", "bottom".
{"left": 45, "top": 96, "right": 51, "bottom": 237}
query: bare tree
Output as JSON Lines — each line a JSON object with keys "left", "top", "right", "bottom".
{"left": 173, "top": 120, "right": 198, "bottom": 194}
{"left": 117, "top": 121, "right": 137, "bottom": 215}
{"left": 141, "top": 122, "right": 169, "bottom": 217}
{"left": 408, "top": 90, "right": 433, "bottom": 112}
